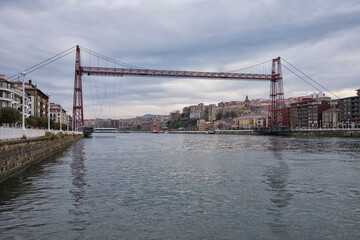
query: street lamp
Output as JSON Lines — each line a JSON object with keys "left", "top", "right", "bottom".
{"left": 59, "top": 104, "right": 62, "bottom": 131}
{"left": 48, "top": 94, "right": 51, "bottom": 131}
{"left": 66, "top": 114, "right": 69, "bottom": 132}
{"left": 21, "top": 72, "right": 26, "bottom": 130}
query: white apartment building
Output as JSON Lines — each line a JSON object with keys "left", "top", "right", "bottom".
{"left": 0, "top": 74, "right": 31, "bottom": 118}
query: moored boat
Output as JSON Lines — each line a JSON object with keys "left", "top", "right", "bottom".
{"left": 93, "top": 128, "right": 117, "bottom": 138}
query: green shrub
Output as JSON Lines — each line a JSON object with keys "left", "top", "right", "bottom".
{"left": 0, "top": 107, "right": 21, "bottom": 124}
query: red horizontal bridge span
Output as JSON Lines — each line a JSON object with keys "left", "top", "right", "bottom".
{"left": 81, "top": 66, "right": 277, "bottom": 81}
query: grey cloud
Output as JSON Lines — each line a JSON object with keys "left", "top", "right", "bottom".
{"left": 1, "top": 0, "right": 359, "bottom": 118}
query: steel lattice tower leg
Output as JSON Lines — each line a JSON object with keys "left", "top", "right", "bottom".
{"left": 269, "top": 57, "right": 284, "bottom": 128}
{"left": 72, "top": 45, "right": 84, "bottom": 131}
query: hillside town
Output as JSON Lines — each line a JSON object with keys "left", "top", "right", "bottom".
{"left": 84, "top": 90, "right": 360, "bottom": 132}
{"left": 1, "top": 73, "right": 359, "bottom": 131}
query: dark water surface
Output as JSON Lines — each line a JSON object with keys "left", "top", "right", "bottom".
{"left": 1, "top": 134, "right": 360, "bottom": 239}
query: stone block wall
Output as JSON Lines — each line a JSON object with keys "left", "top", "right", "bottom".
{"left": 0, "top": 134, "right": 83, "bottom": 182}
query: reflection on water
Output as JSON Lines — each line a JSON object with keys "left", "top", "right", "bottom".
{"left": 0, "top": 134, "right": 360, "bottom": 239}
{"left": 264, "top": 138, "right": 293, "bottom": 237}
{"left": 70, "top": 140, "right": 87, "bottom": 206}
{"left": 0, "top": 152, "right": 61, "bottom": 204}
{"left": 68, "top": 140, "right": 89, "bottom": 233}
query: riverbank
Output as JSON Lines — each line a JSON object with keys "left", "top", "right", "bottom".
{"left": 0, "top": 132, "right": 83, "bottom": 183}
{"left": 289, "top": 129, "right": 360, "bottom": 137}
{"left": 168, "top": 129, "right": 360, "bottom": 137}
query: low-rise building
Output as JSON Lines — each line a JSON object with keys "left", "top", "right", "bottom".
{"left": 235, "top": 113, "right": 268, "bottom": 129}
{"left": 50, "top": 103, "right": 67, "bottom": 125}
{"left": 339, "top": 89, "right": 360, "bottom": 128}
{"left": 151, "top": 122, "right": 160, "bottom": 132}
{"left": 322, "top": 108, "right": 341, "bottom": 128}
{"left": 288, "top": 103, "right": 299, "bottom": 128}
{"left": 197, "top": 119, "right": 209, "bottom": 131}
{"left": 213, "top": 120, "right": 230, "bottom": 130}
{"left": 11, "top": 80, "right": 49, "bottom": 118}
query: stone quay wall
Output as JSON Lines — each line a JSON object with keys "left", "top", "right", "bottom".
{"left": 290, "top": 130, "right": 360, "bottom": 137}
{"left": 0, "top": 133, "right": 83, "bottom": 182}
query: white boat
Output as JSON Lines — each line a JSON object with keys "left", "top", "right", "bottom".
{"left": 93, "top": 128, "right": 117, "bottom": 138}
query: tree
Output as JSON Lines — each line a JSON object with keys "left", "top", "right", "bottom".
{"left": 25, "top": 116, "right": 49, "bottom": 129}
{"left": 26, "top": 117, "right": 37, "bottom": 128}
{"left": 35, "top": 117, "right": 47, "bottom": 128}
{"left": 0, "top": 107, "right": 21, "bottom": 124}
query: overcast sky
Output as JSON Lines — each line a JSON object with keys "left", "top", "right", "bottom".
{"left": 1, "top": 0, "right": 359, "bottom": 118}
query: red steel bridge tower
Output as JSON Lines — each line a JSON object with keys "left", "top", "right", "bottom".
{"left": 72, "top": 46, "right": 84, "bottom": 131}
{"left": 72, "top": 45, "right": 285, "bottom": 130}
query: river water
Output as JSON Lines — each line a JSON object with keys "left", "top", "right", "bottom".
{"left": 0, "top": 134, "right": 360, "bottom": 239}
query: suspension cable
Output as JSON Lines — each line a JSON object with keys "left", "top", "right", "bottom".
{"left": 8, "top": 46, "right": 76, "bottom": 80}
{"left": 24, "top": 50, "right": 75, "bottom": 76}
{"left": 282, "top": 58, "right": 339, "bottom": 99}
{"left": 282, "top": 64, "right": 329, "bottom": 96}
{"left": 80, "top": 46, "right": 145, "bottom": 69}
{"left": 229, "top": 59, "right": 272, "bottom": 73}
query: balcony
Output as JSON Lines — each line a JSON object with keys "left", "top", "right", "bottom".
{"left": 0, "top": 96, "right": 12, "bottom": 102}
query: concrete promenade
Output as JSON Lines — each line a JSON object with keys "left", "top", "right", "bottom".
{"left": 0, "top": 133, "right": 83, "bottom": 182}
{"left": 0, "top": 127, "right": 82, "bottom": 141}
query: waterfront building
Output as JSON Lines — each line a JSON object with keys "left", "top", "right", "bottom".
{"left": 67, "top": 115, "right": 72, "bottom": 129}
{"left": 189, "top": 112, "right": 201, "bottom": 119}
{"left": 151, "top": 122, "right": 160, "bottom": 132}
{"left": 322, "top": 107, "right": 341, "bottom": 128}
{"left": 288, "top": 103, "right": 299, "bottom": 128}
{"left": 110, "top": 119, "right": 120, "bottom": 128}
{"left": 208, "top": 104, "right": 216, "bottom": 121}
{"left": 296, "top": 99, "right": 330, "bottom": 128}
{"left": 187, "top": 103, "right": 208, "bottom": 120}
{"left": 84, "top": 119, "right": 96, "bottom": 127}
{"left": 253, "top": 105, "right": 270, "bottom": 115}
{"left": 235, "top": 113, "right": 268, "bottom": 128}
{"left": 213, "top": 120, "right": 230, "bottom": 130}
{"left": 10, "top": 80, "right": 49, "bottom": 118}
{"left": 0, "top": 74, "right": 31, "bottom": 119}
{"left": 339, "top": 89, "right": 360, "bottom": 128}
{"left": 197, "top": 119, "right": 209, "bottom": 131}
{"left": 50, "top": 103, "right": 67, "bottom": 124}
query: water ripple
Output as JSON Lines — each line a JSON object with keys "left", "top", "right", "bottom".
{"left": 0, "top": 134, "right": 359, "bottom": 239}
